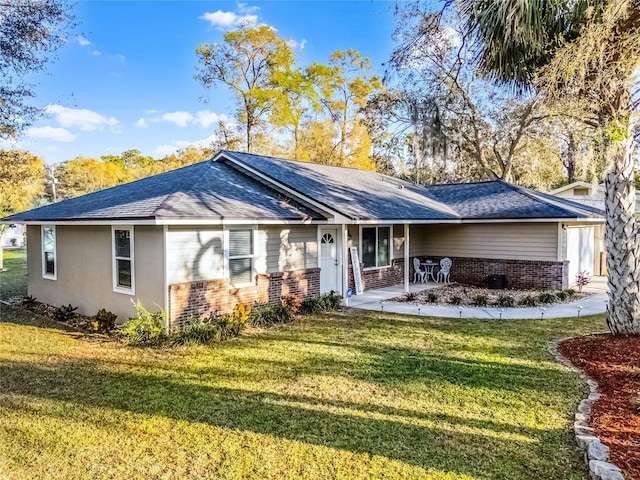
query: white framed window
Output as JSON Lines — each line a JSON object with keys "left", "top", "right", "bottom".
{"left": 112, "top": 226, "right": 135, "bottom": 295}
{"left": 361, "top": 226, "right": 391, "bottom": 269}
{"left": 41, "top": 225, "right": 56, "bottom": 280}
{"left": 227, "top": 228, "right": 255, "bottom": 286}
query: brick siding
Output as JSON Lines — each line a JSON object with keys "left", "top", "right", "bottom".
{"left": 168, "top": 267, "right": 320, "bottom": 330}
{"left": 347, "top": 257, "right": 405, "bottom": 292}
{"left": 410, "top": 256, "right": 568, "bottom": 290}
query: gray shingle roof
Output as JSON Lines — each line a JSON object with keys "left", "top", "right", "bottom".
{"left": 3, "top": 159, "right": 325, "bottom": 222}
{"left": 2, "top": 149, "right": 604, "bottom": 223}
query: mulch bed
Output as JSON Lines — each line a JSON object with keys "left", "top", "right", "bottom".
{"left": 390, "top": 283, "right": 590, "bottom": 307}
{"left": 559, "top": 334, "right": 640, "bottom": 479}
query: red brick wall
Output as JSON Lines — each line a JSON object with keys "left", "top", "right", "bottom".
{"left": 168, "top": 267, "right": 320, "bottom": 330}
{"left": 348, "top": 257, "right": 405, "bottom": 292}
{"left": 411, "top": 256, "right": 568, "bottom": 290}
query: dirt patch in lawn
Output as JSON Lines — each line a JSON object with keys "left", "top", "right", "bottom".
{"left": 390, "top": 283, "right": 590, "bottom": 307}
{"left": 559, "top": 334, "right": 640, "bottom": 478}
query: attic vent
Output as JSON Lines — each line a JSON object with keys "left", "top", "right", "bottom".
{"left": 574, "top": 187, "right": 589, "bottom": 196}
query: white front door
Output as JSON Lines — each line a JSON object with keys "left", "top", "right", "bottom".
{"left": 567, "top": 226, "right": 595, "bottom": 284}
{"left": 320, "top": 227, "right": 340, "bottom": 294}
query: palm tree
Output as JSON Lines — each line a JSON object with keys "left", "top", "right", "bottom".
{"left": 456, "top": 0, "right": 640, "bottom": 334}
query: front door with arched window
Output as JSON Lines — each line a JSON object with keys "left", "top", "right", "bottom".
{"left": 320, "top": 227, "right": 340, "bottom": 294}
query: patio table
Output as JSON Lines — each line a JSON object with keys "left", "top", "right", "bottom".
{"left": 421, "top": 261, "right": 437, "bottom": 283}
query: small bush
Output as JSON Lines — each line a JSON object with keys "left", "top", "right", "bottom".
{"left": 449, "top": 296, "right": 463, "bottom": 306}
{"left": 426, "top": 292, "right": 438, "bottom": 303}
{"left": 280, "top": 295, "right": 301, "bottom": 316}
{"left": 120, "top": 301, "right": 166, "bottom": 346}
{"left": 496, "top": 294, "right": 515, "bottom": 308}
{"left": 405, "top": 292, "right": 417, "bottom": 302}
{"left": 54, "top": 304, "right": 78, "bottom": 322}
{"left": 92, "top": 308, "right": 117, "bottom": 333}
{"left": 555, "top": 290, "right": 568, "bottom": 301}
{"left": 564, "top": 288, "right": 576, "bottom": 298}
{"left": 299, "top": 291, "right": 342, "bottom": 315}
{"left": 170, "top": 316, "right": 223, "bottom": 345}
{"left": 537, "top": 291, "right": 557, "bottom": 304}
{"left": 250, "top": 304, "right": 293, "bottom": 327}
{"left": 227, "top": 303, "right": 251, "bottom": 336}
{"left": 21, "top": 295, "right": 37, "bottom": 309}
{"left": 473, "top": 294, "right": 488, "bottom": 307}
{"left": 519, "top": 295, "right": 539, "bottom": 307}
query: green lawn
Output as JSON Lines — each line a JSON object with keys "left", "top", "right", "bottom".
{"left": 0, "top": 299, "right": 604, "bottom": 479}
{"left": 0, "top": 247, "right": 27, "bottom": 299}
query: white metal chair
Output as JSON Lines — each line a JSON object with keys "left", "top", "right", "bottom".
{"left": 413, "top": 258, "right": 427, "bottom": 283}
{"left": 436, "top": 257, "right": 452, "bottom": 283}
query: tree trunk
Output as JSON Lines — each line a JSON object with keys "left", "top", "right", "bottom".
{"left": 565, "top": 132, "right": 577, "bottom": 184}
{"left": 604, "top": 136, "right": 640, "bottom": 334}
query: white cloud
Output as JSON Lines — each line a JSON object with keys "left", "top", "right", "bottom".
{"left": 114, "top": 54, "right": 126, "bottom": 62}
{"left": 136, "top": 118, "right": 148, "bottom": 128}
{"left": 153, "top": 133, "right": 223, "bottom": 157}
{"left": 161, "top": 111, "right": 194, "bottom": 127}
{"left": 77, "top": 35, "right": 91, "bottom": 46}
{"left": 27, "top": 126, "right": 76, "bottom": 142}
{"left": 154, "top": 144, "right": 181, "bottom": 156}
{"left": 45, "top": 104, "right": 120, "bottom": 132}
{"left": 200, "top": 9, "right": 258, "bottom": 29}
{"left": 195, "top": 110, "right": 227, "bottom": 128}
{"left": 237, "top": 3, "right": 259, "bottom": 14}
{"left": 286, "top": 37, "right": 307, "bottom": 50}
{"left": 90, "top": 50, "right": 102, "bottom": 56}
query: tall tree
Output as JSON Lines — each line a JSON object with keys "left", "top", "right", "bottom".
{"left": 387, "top": 7, "right": 551, "bottom": 183}
{"left": 54, "top": 157, "right": 122, "bottom": 200}
{"left": 194, "top": 24, "right": 295, "bottom": 153}
{"left": 457, "top": 0, "right": 640, "bottom": 334}
{"left": 0, "top": 149, "right": 45, "bottom": 269}
{"left": 0, "top": 0, "right": 73, "bottom": 138}
{"left": 308, "top": 49, "right": 382, "bottom": 169}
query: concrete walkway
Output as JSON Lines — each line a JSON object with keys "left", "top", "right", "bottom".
{"left": 347, "top": 277, "right": 609, "bottom": 319}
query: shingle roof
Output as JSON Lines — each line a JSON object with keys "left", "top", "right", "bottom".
{"left": 2, "top": 149, "right": 604, "bottom": 223}
{"left": 420, "top": 180, "right": 603, "bottom": 219}
{"left": 3, "top": 159, "right": 325, "bottom": 222}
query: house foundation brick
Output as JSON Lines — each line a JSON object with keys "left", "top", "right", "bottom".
{"left": 168, "top": 267, "right": 320, "bottom": 330}
{"left": 348, "top": 257, "right": 405, "bottom": 292}
{"left": 411, "top": 256, "right": 568, "bottom": 290}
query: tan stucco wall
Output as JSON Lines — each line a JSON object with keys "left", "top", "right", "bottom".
{"left": 27, "top": 225, "right": 165, "bottom": 322}
{"left": 407, "top": 223, "right": 559, "bottom": 261}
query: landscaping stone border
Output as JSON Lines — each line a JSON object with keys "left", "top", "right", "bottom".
{"left": 549, "top": 339, "right": 625, "bottom": 480}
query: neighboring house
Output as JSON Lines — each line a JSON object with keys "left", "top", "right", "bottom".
{"left": 1, "top": 224, "right": 24, "bottom": 247}
{"left": 2, "top": 150, "right": 604, "bottom": 330}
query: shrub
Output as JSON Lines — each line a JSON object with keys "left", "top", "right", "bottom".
{"left": 280, "top": 295, "right": 301, "bottom": 316}
{"left": 170, "top": 316, "right": 223, "bottom": 345}
{"left": 299, "top": 291, "right": 342, "bottom": 315}
{"left": 92, "top": 309, "right": 117, "bottom": 333}
{"left": 537, "top": 291, "right": 558, "bottom": 304}
{"left": 120, "top": 301, "right": 166, "bottom": 346}
{"left": 564, "top": 288, "right": 576, "bottom": 298}
{"left": 555, "top": 290, "right": 568, "bottom": 301}
{"left": 249, "top": 303, "right": 294, "bottom": 327}
{"left": 473, "top": 294, "right": 488, "bottom": 307}
{"left": 449, "top": 296, "right": 463, "bottom": 306}
{"left": 21, "top": 295, "right": 37, "bottom": 309}
{"left": 575, "top": 271, "right": 590, "bottom": 292}
{"left": 519, "top": 295, "right": 539, "bottom": 307}
{"left": 405, "top": 292, "right": 417, "bottom": 302}
{"left": 496, "top": 294, "right": 515, "bottom": 308}
{"left": 426, "top": 292, "right": 438, "bottom": 303}
{"left": 54, "top": 304, "right": 78, "bottom": 322}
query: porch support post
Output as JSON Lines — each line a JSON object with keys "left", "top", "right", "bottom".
{"left": 342, "top": 224, "right": 349, "bottom": 303}
{"left": 404, "top": 223, "right": 410, "bottom": 293}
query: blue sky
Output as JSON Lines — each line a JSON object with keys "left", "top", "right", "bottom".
{"left": 5, "top": 1, "right": 396, "bottom": 165}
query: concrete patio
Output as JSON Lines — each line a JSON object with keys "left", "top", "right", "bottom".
{"left": 347, "top": 277, "right": 609, "bottom": 319}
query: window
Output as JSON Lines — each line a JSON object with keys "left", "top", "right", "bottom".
{"left": 113, "top": 227, "right": 135, "bottom": 294}
{"left": 41, "top": 226, "right": 56, "bottom": 279}
{"left": 228, "top": 229, "right": 254, "bottom": 285}
{"left": 361, "top": 226, "right": 391, "bottom": 269}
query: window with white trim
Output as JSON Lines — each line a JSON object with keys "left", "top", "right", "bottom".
{"left": 113, "top": 227, "right": 135, "bottom": 293}
{"left": 228, "top": 229, "right": 254, "bottom": 285}
{"left": 361, "top": 226, "right": 391, "bottom": 268}
{"left": 41, "top": 225, "right": 56, "bottom": 279}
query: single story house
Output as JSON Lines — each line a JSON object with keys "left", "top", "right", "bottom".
{"left": 2, "top": 150, "right": 604, "bottom": 330}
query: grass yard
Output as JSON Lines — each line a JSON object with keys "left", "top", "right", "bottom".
{"left": 0, "top": 247, "right": 27, "bottom": 299}
{"left": 0, "top": 300, "right": 605, "bottom": 479}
